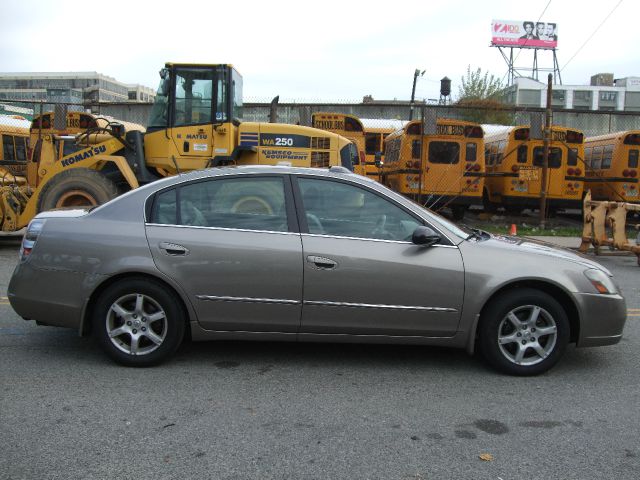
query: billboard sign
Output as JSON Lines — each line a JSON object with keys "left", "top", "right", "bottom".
{"left": 491, "top": 20, "right": 558, "bottom": 49}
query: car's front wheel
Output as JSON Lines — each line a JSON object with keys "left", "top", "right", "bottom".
{"left": 92, "top": 278, "right": 185, "bottom": 367}
{"left": 478, "top": 288, "right": 570, "bottom": 375}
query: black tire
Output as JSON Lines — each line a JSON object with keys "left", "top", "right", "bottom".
{"left": 482, "top": 189, "right": 497, "bottom": 213}
{"left": 37, "top": 168, "right": 120, "bottom": 212}
{"left": 92, "top": 277, "right": 186, "bottom": 367}
{"left": 504, "top": 205, "right": 524, "bottom": 215}
{"left": 478, "top": 288, "right": 570, "bottom": 376}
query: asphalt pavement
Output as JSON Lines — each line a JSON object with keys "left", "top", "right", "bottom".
{"left": 1, "top": 237, "right": 639, "bottom": 480}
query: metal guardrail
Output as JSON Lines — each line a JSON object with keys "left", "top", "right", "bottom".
{"left": 579, "top": 190, "right": 640, "bottom": 265}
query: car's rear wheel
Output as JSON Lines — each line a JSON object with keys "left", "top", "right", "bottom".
{"left": 92, "top": 278, "right": 185, "bottom": 367}
{"left": 478, "top": 288, "right": 569, "bottom": 375}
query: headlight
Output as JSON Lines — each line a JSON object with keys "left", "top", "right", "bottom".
{"left": 584, "top": 269, "right": 617, "bottom": 294}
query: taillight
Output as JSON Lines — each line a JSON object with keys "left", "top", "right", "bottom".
{"left": 474, "top": 164, "right": 481, "bottom": 172}
{"left": 511, "top": 165, "right": 519, "bottom": 173}
{"left": 631, "top": 170, "right": 638, "bottom": 178}
{"left": 567, "top": 168, "right": 575, "bottom": 175}
{"left": 623, "top": 170, "right": 630, "bottom": 177}
{"left": 20, "top": 219, "right": 45, "bottom": 261}
{"left": 359, "top": 151, "right": 365, "bottom": 165}
{"left": 575, "top": 168, "right": 582, "bottom": 176}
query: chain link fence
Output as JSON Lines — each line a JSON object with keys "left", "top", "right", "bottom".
{"left": 2, "top": 98, "right": 639, "bottom": 136}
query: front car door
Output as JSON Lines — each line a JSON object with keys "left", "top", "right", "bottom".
{"left": 145, "top": 174, "right": 303, "bottom": 332}
{"left": 294, "top": 176, "right": 464, "bottom": 337}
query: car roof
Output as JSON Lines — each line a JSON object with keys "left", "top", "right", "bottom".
{"left": 142, "top": 165, "right": 372, "bottom": 190}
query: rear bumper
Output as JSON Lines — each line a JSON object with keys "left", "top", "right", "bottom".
{"left": 8, "top": 261, "right": 96, "bottom": 330}
{"left": 574, "top": 292, "right": 626, "bottom": 347}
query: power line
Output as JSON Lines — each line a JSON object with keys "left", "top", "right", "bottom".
{"left": 560, "top": 0, "right": 624, "bottom": 72}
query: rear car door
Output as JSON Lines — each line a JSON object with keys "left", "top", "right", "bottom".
{"left": 295, "top": 176, "right": 464, "bottom": 337}
{"left": 145, "top": 174, "right": 303, "bottom": 332}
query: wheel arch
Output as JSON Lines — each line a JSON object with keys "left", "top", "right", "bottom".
{"left": 471, "top": 280, "right": 580, "bottom": 352}
{"left": 80, "top": 272, "right": 193, "bottom": 339}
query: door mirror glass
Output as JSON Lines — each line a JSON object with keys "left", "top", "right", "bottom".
{"left": 412, "top": 225, "right": 441, "bottom": 246}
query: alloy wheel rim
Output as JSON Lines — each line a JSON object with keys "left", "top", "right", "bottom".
{"left": 106, "top": 293, "right": 167, "bottom": 356}
{"left": 497, "top": 304, "right": 558, "bottom": 366}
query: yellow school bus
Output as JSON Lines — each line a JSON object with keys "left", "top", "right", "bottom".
{"left": 382, "top": 118, "right": 484, "bottom": 220}
{"left": 484, "top": 126, "right": 585, "bottom": 212}
{"left": 362, "top": 118, "right": 405, "bottom": 179}
{"left": 0, "top": 115, "right": 30, "bottom": 183}
{"left": 584, "top": 130, "right": 639, "bottom": 202}
{"left": 312, "top": 112, "right": 371, "bottom": 177}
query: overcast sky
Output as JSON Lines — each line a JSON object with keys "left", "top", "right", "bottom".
{"left": 1, "top": 0, "right": 635, "bottom": 102}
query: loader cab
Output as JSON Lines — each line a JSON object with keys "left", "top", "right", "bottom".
{"left": 147, "top": 64, "right": 243, "bottom": 132}
{"left": 144, "top": 64, "right": 244, "bottom": 174}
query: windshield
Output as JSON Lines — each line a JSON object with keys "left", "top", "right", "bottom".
{"left": 147, "top": 77, "right": 170, "bottom": 128}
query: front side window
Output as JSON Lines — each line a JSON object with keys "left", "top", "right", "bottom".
{"left": 428, "top": 141, "right": 460, "bottom": 164}
{"left": 151, "top": 177, "right": 288, "bottom": 232}
{"left": 533, "top": 147, "right": 562, "bottom": 168}
{"left": 298, "top": 178, "right": 421, "bottom": 241}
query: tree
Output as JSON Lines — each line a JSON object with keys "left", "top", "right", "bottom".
{"left": 455, "top": 66, "right": 514, "bottom": 125}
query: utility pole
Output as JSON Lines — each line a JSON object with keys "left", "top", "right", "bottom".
{"left": 409, "top": 69, "right": 425, "bottom": 121}
{"left": 539, "top": 74, "right": 552, "bottom": 229}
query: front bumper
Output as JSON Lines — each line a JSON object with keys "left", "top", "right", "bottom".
{"left": 574, "top": 292, "right": 626, "bottom": 347}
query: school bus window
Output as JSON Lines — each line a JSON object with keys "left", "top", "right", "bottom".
{"left": 533, "top": 147, "right": 562, "bottom": 168}
{"left": 465, "top": 143, "right": 477, "bottom": 161}
{"left": 601, "top": 144, "right": 614, "bottom": 169}
{"left": 517, "top": 145, "right": 527, "bottom": 163}
{"left": 496, "top": 153, "right": 503, "bottom": 165}
{"left": 15, "top": 137, "right": 27, "bottom": 161}
{"left": 429, "top": 141, "right": 460, "bottom": 164}
{"left": 568, "top": 148, "right": 578, "bottom": 166}
{"left": 629, "top": 150, "right": 639, "bottom": 168}
{"left": 2, "top": 135, "right": 15, "bottom": 161}
{"left": 365, "top": 133, "right": 380, "bottom": 155}
{"left": 344, "top": 117, "right": 363, "bottom": 132}
{"left": 591, "top": 146, "right": 603, "bottom": 169}
{"left": 412, "top": 140, "right": 421, "bottom": 159}
{"left": 584, "top": 147, "right": 592, "bottom": 168}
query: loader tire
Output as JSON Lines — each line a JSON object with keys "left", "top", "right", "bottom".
{"left": 37, "top": 168, "right": 121, "bottom": 212}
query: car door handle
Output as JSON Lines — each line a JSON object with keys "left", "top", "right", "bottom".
{"left": 307, "top": 255, "right": 337, "bottom": 269}
{"left": 159, "top": 242, "right": 189, "bottom": 256}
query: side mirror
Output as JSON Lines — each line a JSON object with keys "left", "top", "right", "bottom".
{"left": 374, "top": 152, "right": 384, "bottom": 168}
{"left": 412, "top": 226, "right": 441, "bottom": 247}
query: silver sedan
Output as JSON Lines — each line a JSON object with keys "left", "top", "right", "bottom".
{"left": 8, "top": 166, "right": 626, "bottom": 375}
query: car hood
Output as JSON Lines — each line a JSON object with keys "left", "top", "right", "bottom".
{"left": 476, "top": 234, "right": 613, "bottom": 275}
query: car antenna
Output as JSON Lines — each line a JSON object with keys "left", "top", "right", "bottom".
{"left": 171, "top": 155, "right": 182, "bottom": 175}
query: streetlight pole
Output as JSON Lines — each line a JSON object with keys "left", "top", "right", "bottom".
{"left": 409, "top": 69, "right": 425, "bottom": 121}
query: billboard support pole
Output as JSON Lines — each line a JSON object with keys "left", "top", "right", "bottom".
{"left": 539, "top": 74, "right": 553, "bottom": 229}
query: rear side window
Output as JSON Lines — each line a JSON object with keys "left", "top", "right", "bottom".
{"left": 150, "top": 177, "right": 288, "bottom": 232}
{"left": 428, "top": 141, "right": 460, "bottom": 164}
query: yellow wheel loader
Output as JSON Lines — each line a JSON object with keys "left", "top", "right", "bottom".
{"left": 0, "top": 63, "right": 358, "bottom": 232}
